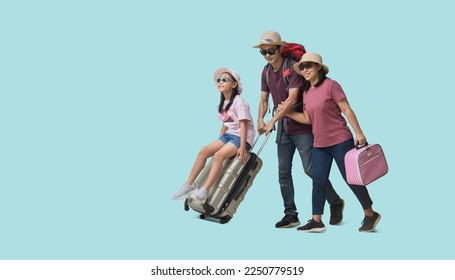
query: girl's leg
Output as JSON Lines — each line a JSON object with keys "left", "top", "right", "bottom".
{"left": 172, "top": 140, "right": 225, "bottom": 200}
{"left": 202, "top": 142, "right": 238, "bottom": 191}
{"left": 189, "top": 142, "right": 238, "bottom": 203}
{"left": 186, "top": 140, "right": 225, "bottom": 185}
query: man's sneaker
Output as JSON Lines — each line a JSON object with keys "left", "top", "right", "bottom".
{"left": 297, "top": 219, "right": 326, "bottom": 232}
{"left": 172, "top": 183, "right": 196, "bottom": 200}
{"left": 329, "top": 199, "right": 344, "bottom": 225}
{"left": 359, "top": 211, "right": 381, "bottom": 232}
{"left": 275, "top": 214, "right": 300, "bottom": 228}
{"left": 189, "top": 187, "right": 208, "bottom": 204}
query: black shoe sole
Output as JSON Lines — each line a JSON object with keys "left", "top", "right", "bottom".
{"left": 297, "top": 226, "right": 326, "bottom": 232}
{"left": 275, "top": 221, "right": 301, "bottom": 228}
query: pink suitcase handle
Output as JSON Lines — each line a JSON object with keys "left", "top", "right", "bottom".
{"left": 355, "top": 141, "right": 369, "bottom": 149}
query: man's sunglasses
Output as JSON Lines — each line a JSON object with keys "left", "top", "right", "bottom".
{"left": 259, "top": 47, "right": 279, "bottom": 56}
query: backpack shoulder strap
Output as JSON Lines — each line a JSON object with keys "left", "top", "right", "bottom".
{"left": 282, "top": 58, "right": 292, "bottom": 87}
{"left": 265, "top": 59, "right": 291, "bottom": 89}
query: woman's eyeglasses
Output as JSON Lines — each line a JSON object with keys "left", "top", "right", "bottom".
{"left": 298, "top": 62, "right": 314, "bottom": 71}
{"left": 260, "top": 47, "right": 279, "bottom": 56}
{"left": 216, "top": 77, "right": 235, "bottom": 83}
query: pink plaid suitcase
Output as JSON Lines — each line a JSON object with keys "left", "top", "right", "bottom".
{"left": 344, "top": 142, "right": 388, "bottom": 186}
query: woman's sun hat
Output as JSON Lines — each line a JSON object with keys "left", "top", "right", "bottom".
{"left": 214, "top": 67, "right": 243, "bottom": 94}
{"left": 293, "top": 52, "right": 329, "bottom": 75}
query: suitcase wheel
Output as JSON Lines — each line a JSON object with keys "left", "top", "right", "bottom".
{"left": 199, "top": 214, "right": 206, "bottom": 219}
{"left": 184, "top": 199, "right": 189, "bottom": 211}
{"left": 220, "top": 215, "right": 232, "bottom": 224}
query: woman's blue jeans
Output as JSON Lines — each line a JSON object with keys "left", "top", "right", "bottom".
{"left": 311, "top": 138, "right": 373, "bottom": 215}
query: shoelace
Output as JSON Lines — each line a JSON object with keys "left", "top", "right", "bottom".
{"left": 178, "top": 186, "right": 191, "bottom": 194}
{"left": 360, "top": 216, "right": 372, "bottom": 226}
{"left": 307, "top": 219, "right": 318, "bottom": 225}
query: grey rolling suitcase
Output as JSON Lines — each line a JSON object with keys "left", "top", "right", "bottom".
{"left": 184, "top": 133, "right": 271, "bottom": 224}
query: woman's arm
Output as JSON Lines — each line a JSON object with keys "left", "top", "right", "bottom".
{"left": 337, "top": 98, "right": 366, "bottom": 145}
{"left": 262, "top": 87, "right": 300, "bottom": 133}
{"left": 276, "top": 101, "right": 311, "bottom": 124}
{"left": 287, "top": 110, "right": 311, "bottom": 124}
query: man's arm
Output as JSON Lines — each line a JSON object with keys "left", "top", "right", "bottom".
{"left": 263, "top": 87, "right": 299, "bottom": 133}
{"left": 257, "top": 91, "right": 269, "bottom": 134}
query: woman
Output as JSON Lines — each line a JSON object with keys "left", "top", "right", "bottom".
{"left": 279, "top": 52, "right": 381, "bottom": 232}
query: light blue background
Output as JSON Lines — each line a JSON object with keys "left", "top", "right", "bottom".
{"left": 1, "top": 0, "right": 454, "bottom": 260}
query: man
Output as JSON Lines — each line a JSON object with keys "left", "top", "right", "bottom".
{"left": 254, "top": 31, "right": 344, "bottom": 228}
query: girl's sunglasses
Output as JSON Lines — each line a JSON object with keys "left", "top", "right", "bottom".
{"left": 298, "top": 62, "right": 315, "bottom": 71}
{"left": 260, "top": 47, "right": 279, "bottom": 56}
{"left": 216, "top": 77, "right": 235, "bottom": 83}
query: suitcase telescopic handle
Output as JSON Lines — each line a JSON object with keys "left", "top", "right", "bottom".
{"left": 250, "top": 132, "right": 272, "bottom": 156}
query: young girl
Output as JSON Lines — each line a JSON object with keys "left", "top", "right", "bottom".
{"left": 279, "top": 52, "right": 381, "bottom": 232}
{"left": 172, "top": 68, "right": 255, "bottom": 204}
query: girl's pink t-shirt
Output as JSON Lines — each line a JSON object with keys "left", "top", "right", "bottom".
{"left": 217, "top": 95, "right": 256, "bottom": 147}
{"left": 303, "top": 78, "right": 353, "bottom": 148}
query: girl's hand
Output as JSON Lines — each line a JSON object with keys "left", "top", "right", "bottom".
{"left": 237, "top": 147, "right": 248, "bottom": 163}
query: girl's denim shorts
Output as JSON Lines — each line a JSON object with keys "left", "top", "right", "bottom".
{"left": 219, "top": 133, "right": 251, "bottom": 151}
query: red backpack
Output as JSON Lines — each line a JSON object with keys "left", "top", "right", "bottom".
{"left": 264, "top": 42, "right": 306, "bottom": 112}
{"left": 280, "top": 43, "right": 306, "bottom": 61}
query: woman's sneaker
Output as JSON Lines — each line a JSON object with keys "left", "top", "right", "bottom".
{"left": 172, "top": 183, "right": 196, "bottom": 200}
{"left": 359, "top": 212, "right": 381, "bottom": 232}
{"left": 297, "top": 219, "right": 326, "bottom": 232}
{"left": 189, "top": 187, "right": 208, "bottom": 204}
